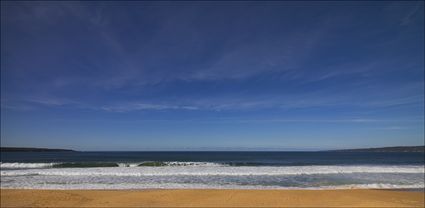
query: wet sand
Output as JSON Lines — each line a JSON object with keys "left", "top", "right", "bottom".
{"left": 1, "top": 189, "right": 424, "bottom": 207}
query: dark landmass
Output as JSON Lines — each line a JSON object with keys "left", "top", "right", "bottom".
{"left": 1, "top": 146, "right": 424, "bottom": 152}
{"left": 329, "top": 146, "right": 424, "bottom": 153}
{"left": 0, "top": 147, "right": 75, "bottom": 152}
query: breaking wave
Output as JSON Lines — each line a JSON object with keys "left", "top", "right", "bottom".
{"left": 1, "top": 164, "right": 424, "bottom": 176}
{"left": 1, "top": 183, "right": 423, "bottom": 190}
{"left": 2, "top": 163, "right": 423, "bottom": 190}
{"left": 0, "top": 161, "right": 223, "bottom": 169}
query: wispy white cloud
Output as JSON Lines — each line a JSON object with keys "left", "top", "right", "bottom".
{"left": 1, "top": 103, "right": 35, "bottom": 111}
{"left": 25, "top": 97, "right": 78, "bottom": 106}
{"left": 1, "top": 96, "right": 82, "bottom": 111}
{"left": 100, "top": 103, "right": 199, "bottom": 112}
{"left": 205, "top": 118, "right": 423, "bottom": 124}
{"left": 373, "top": 126, "right": 411, "bottom": 130}
{"left": 400, "top": 2, "right": 422, "bottom": 26}
{"left": 3, "top": 87, "right": 422, "bottom": 113}
{"left": 2, "top": 2, "right": 423, "bottom": 116}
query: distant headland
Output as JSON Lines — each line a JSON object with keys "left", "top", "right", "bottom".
{"left": 1, "top": 147, "right": 75, "bottom": 152}
{"left": 327, "top": 146, "right": 424, "bottom": 153}
{"left": 1, "top": 146, "right": 424, "bottom": 152}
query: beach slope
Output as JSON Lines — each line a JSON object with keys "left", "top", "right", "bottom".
{"left": 1, "top": 189, "right": 424, "bottom": 207}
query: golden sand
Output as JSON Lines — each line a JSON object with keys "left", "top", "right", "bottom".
{"left": 1, "top": 189, "right": 424, "bottom": 207}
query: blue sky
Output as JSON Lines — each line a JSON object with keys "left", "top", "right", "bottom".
{"left": 1, "top": 1, "right": 424, "bottom": 151}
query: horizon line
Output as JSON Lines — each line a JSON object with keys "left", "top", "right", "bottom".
{"left": 2, "top": 145, "right": 424, "bottom": 152}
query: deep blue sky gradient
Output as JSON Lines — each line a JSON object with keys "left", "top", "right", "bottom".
{"left": 1, "top": 1, "right": 424, "bottom": 150}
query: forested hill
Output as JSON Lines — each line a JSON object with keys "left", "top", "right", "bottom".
{"left": 329, "top": 146, "right": 424, "bottom": 153}
{"left": 1, "top": 147, "right": 75, "bottom": 152}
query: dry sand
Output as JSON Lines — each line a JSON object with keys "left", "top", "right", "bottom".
{"left": 1, "top": 189, "right": 424, "bottom": 207}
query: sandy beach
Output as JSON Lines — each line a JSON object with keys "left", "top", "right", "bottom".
{"left": 1, "top": 189, "right": 424, "bottom": 207}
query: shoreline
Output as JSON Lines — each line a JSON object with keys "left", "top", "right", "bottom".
{"left": 2, "top": 189, "right": 424, "bottom": 207}
{"left": 386, "top": 188, "right": 425, "bottom": 192}
{"left": 1, "top": 187, "right": 424, "bottom": 191}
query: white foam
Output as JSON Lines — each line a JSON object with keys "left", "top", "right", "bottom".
{"left": 0, "top": 162, "right": 56, "bottom": 169}
{"left": 117, "top": 163, "right": 139, "bottom": 167}
{"left": 164, "top": 161, "right": 224, "bottom": 166}
{"left": 1, "top": 183, "right": 423, "bottom": 190}
{"left": 0, "top": 161, "right": 225, "bottom": 169}
{"left": 2, "top": 164, "right": 424, "bottom": 190}
{"left": 2, "top": 165, "right": 424, "bottom": 177}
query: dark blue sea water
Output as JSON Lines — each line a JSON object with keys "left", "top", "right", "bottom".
{"left": 2, "top": 151, "right": 424, "bottom": 165}
{"left": 1, "top": 151, "right": 424, "bottom": 190}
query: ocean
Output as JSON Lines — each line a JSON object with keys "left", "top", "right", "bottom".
{"left": 1, "top": 151, "right": 424, "bottom": 190}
